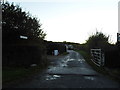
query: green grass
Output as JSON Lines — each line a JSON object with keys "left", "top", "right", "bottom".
{"left": 3, "top": 63, "right": 49, "bottom": 84}
{"left": 60, "top": 52, "right": 69, "bottom": 56}
{"left": 2, "top": 52, "right": 68, "bottom": 84}
{"left": 76, "top": 50, "right": 120, "bottom": 82}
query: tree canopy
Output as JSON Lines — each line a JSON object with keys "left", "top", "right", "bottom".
{"left": 2, "top": 2, "right": 47, "bottom": 67}
{"left": 2, "top": 2, "right": 46, "bottom": 44}
{"left": 86, "top": 31, "right": 110, "bottom": 50}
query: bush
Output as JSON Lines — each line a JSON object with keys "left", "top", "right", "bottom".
{"left": 104, "top": 46, "right": 120, "bottom": 68}
{"left": 79, "top": 31, "right": 120, "bottom": 68}
{"left": 2, "top": 2, "right": 47, "bottom": 68}
{"left": 3, "top": 39, "right": 47, "bottom": 67}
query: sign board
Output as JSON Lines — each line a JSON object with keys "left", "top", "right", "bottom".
{"left": 20, "top": 35, "right": 28, "bottom": 39}
{"left": 117, "top": 33, "right": 120, "bottom": 42}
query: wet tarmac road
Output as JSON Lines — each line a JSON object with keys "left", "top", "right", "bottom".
{"left": 5, "top": 50, "right": 120, "bottom": 88}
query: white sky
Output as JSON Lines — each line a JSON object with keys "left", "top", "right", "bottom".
{"left": 8, "top": 0, "right": 119, "bottom": 44}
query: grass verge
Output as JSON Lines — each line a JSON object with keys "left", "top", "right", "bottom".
{"left": 2, "top": 62, "right": 50, "bottom": 85}
{"left": 60, "top": 52, "right": 69, "bottom": 56}
{"left": 76, "top": 50, "right": 120, "bottom": 82}
{"left": 2, "top": 52, "right": 68, "bottom": 85}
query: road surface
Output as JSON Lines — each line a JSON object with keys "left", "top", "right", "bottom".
{"left": 4, "top": 50, "right": 120, "bottom": 88}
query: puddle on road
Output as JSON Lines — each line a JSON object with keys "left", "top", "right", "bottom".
{"left": 48, "top": 67, "right": 57, "bottom": 71}
{"left": 67, "top": 59, "right": 75, "bottom": 62}
{"left": 84, "top": 76, "right": 95, "bottom": 80}
{"left": 60, "top": 58, "right": 86, "bottom": 67}
{"left": 45, "top": 75, "right": 61, "bottom": 81}
{"left": 61, "top": 63, "right": 68, "bottom": 67}
{"left": 78, "top": 59, "right": 85, "bottom": 62}
{"left": 78, "top": 59, "right": 85, "bottom": 64}
{"left": 60, "top": 59, "right": 76, "bottom": 67}
{"left": 63, "top": 59, "right": 75, "bottom": 62}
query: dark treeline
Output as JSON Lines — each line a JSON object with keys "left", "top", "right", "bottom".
{"left": 2, "top": 2, "right": 120, "bottom": 68}
{"left": 2, "top": 2, "right": 46, "bottom": 67}
{"left": 76, "top": 31, "right": 120, "bottom": 68}
{"left": 2, "top": 2, "right": 67, "bottom": 68}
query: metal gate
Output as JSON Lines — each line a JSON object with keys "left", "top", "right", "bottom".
{"left": 91, "top": 49, "right": 105, "bottom": 66}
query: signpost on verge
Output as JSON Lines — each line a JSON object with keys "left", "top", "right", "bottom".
{"left": 20, "top": 35, "right": 28, "bottom": 39}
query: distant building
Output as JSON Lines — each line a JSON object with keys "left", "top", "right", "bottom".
{"left": 68, "top": 45, "right": 74, "bottom": 50}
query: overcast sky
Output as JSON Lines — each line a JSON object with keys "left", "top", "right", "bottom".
{"left": 8, "top": 0, "right": 119, "bottom": 44}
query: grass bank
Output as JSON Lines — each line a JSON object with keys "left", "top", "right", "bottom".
{"left": 3, "top": 52, "right": 68, "bottom": 85}
{"left": 60, "top": 52, "right": 69, "bottom": 56}
{"left": 77, "top": 50, "right": 120, "bottom": 82}
{"left": 3, "top": 62, "right": 50, "bottom": 85}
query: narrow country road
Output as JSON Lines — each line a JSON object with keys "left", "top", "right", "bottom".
{"left": 4, "top": 50, "right": 120, "bottom": 88}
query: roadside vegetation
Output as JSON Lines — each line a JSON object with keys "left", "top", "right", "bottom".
{"left": 77, "top": 50, "right": 120, "bottom": 82}
{"left": 2, "top": 2, "right": 67, "bottom": 84}
{"left": 2, "top": 1, "right": 120, "bottom": 85}
{"left": 77, "top": 50, "right": 109, "bottom": 74}
{"left": 61, "top": 52, "right": 69, "bottom": 55}
{"left": 75, "top": 31, "right": 120, "bottom": 82}
{"left": 2, "top": 64, "right": 50, "bottom": 84}
{"left": 2, "top": 2, "right": 47, "bottom": 68}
